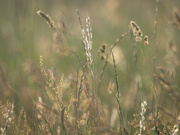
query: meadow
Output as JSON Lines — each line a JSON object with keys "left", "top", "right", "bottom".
{"left": 0, "top": 0, "right": 180, "bottom": 134}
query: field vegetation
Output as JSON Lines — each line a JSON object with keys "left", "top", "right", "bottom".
{"left": 0, "top": 0, "right": 180, "bottom": 134}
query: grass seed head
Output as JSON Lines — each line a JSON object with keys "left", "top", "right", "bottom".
{"left": 130, "top": 21, "right": 143, "bottom": 42}
{"left": 144, "top": 35, "right": 149, "bottom": 46}
{"left": 37, "top": 10, "right": 57, "bottom": 30}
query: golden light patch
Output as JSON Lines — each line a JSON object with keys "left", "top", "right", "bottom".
{"left": 108, "top": 46, "right": 124, "bottom": 65}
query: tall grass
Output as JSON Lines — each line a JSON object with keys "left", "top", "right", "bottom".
{"left": 0, "top": 0, "right": 180, "bottom": 134}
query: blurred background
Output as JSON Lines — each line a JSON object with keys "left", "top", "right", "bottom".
{"left": 0, "top": 0, "right": 180, "bottom": 128}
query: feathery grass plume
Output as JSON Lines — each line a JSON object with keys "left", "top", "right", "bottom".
{"left": 139, "top": 101, "right": 147, "bottom": 135}
{"left": 77, "top": 10, "right": 93, "bottom": 75}
{"left": 40, "top": 55, "right": 65, "bottom": 103}
{"left": 37, "top": 10, "right": 57, "bottom": 30}
{"left": 39, "top": 55, "right": 70, "bottom": 134}
{"left": 40, "top": 56, "right": 56, "bottom": 100}
{"left": 130, "top": 21, "right": 143, "bottom": 42}
{"left": 83, "top": 17, "right": 93, "bottom": 68}
{"left": 172, "top": 7, "right": 180, "bottom": 30}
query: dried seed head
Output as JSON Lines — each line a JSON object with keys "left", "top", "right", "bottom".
{"left": 37, "top": 10, "right": 57, "bottom": 30}
{"left": 130, "top": 21, "right": 143, "bottom": 42}
{"left": 144, "top": 35, "right": 149, "bottom": 46}
{"left": 99, "top": 43, "right": 107, "bottom": 53}
{"left": 130, "top": 21, "right": 142, "bottom": 36}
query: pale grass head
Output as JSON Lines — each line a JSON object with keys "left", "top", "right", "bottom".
{"left": 139, "top": 101, "right": 147, "bottom": 135}
{"left": 81, "top": 16, "right": 93, "bottom": 66}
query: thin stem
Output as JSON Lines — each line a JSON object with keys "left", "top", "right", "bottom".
{"left": 112, "top": 52, "right": 120, "bottom": 98}
{"left": 98, "top": 32, "right": 128, "bottom": 90}
{"left": 152, "top": 0, "right": 159, "bottom": 118}
{"left": 112, "top": 52, "right": 128, "bottom": 135}
{"left": 35, "top": 107, "right": 53, "bottom": 135}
